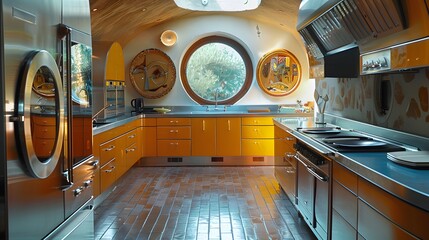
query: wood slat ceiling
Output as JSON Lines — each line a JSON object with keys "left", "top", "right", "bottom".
{"left": 90, "top": 0, "right": 302, "bottom": 45}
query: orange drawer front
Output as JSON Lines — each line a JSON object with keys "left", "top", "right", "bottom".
{"left": 242, "top": 117, "right": 273, "bottom": 126}
{"left": 157, "top": 118, "right": 191, "bottom": 126}
{"left": 157, "top": 140, "right": 191, "bottom": 156}
{"left": 33, "top": 138, "right": 55, "bottom": 157}
{"left": 157, "top": 126, "right": 191, "bottom": 139}
{"left": 125, "top": 129, "right": 138, "bottom": 147}
{"left": 125, "top": 143, "right": 141, "bottom": 169}
{"left": 100, "top": 159, "right": 117, "bottom": 192}
{"left": 99, "top": 139, "right": 118, "bottom": 166}
{"left": 33, "top": 125, "right": 56, "bottom": 138}
{"left": 242, "top": 126, "right": 274, "bottom": 139}
{"left": 241, "top": 139, "right": 274, "bottom": 156}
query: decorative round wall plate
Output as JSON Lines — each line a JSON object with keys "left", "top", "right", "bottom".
{"left": 129, "top": 48, "right": 176, "bottom": 99}
{"left": 256, "top": 49, "right": 301, "bottom": 96}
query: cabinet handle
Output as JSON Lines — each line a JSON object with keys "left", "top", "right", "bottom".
{"left": 126, "top": 148, "right": 136, "bottom": 153}
{"left": 83, "top": 179, "right": 92, "bottom": 188}
{"left": 203, "top": 120, "right": 205, "bottom": 131}
{"left": 128, "top": 134, "right": 136, "bottom": 139}
{"left": 254, "top": 128, "right": 258, "bottom": 132}
{"left": 228, "top": 120, "right": 231, "bottom": 131}
{"left": 169, "top": 120, "right": 179, "bottom": 124}
{"left": 74, "top": 187, "right": 83, "bottom": 197}
{"left": 104, "top": 166, "right": 115, "bottom": 173}
{"left": 285, "top": 137, "right": 294, "bottom": 141}
{"left": 170, "top": 142, "right": 179, "bottom": 146}
{"left": 169, "top": 130, "right": 179, "bottom": 133}
{"left": 102, "top": 145, "right": 115, "bottom": 151}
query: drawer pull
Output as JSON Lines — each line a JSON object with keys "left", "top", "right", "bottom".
{"left": 228, "top": 120, "right": 231, "bottom": 131}
{"left": 104, "top": 166, "right": 115, "bottom": 173}
{"left": 169, "top": 120, "right": 179, "bottom": 124}
{"left": 170, "top": 142, "right": 179, "bottom": 146}
{"left": 83, "top": 179, "right": 92, "bottom": 188}
{"left": 169, "top": 130, "right": 179, "bottom": 133}
{"left": 285, "top": 137, "right": 294, "bottom": 141}
{"left": 128, "top": 134, "right": 136, "bottom": 139}
{"left": 203, "top": 120, "right": 205, "bottom": 131}
{"left": 102, "top": 145, "right": 115, "bottom": 151}
{"left": 254, "top": 129, "right": 258, "bottom": 132}
{"left": 126, "top": 148, "right": 136, "bottom": 153}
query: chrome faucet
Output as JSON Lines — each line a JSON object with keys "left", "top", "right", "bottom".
{"left": 214, "top": 89, "right": 219, "bottom": 110}
{"left": 92, "top": 103, "right": 112, "bottom": 122}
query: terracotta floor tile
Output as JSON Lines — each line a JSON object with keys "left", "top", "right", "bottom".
{"left": 94, "top": 166, "right": 315, "bottom": 240}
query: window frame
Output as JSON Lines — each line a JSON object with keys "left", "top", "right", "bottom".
{"left": 180, "top": 35, "right": 253, "bottom": 105}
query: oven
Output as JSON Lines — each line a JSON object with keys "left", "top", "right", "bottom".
{"left": 295, "top": 141, "right": 331, "bottom": 240}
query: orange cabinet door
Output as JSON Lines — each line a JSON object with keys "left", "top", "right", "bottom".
{"left": 216, "top": 118, "right": 241, "bottom": 156}
{"left": 191, "top": 118, "right": 216, "bottom": 156}
{"left": 100, "top": 158, "right": 117, "bottom": 192}
{"left": 142, "top": 127, "right": 157, "bottom": 157}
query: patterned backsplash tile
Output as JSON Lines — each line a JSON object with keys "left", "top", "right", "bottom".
{"left": 316, "top": 67, "right": 429, "bottom": 138}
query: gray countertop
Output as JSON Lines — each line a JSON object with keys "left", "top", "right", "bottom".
{"left": 92, "top": 110, "right": 313, "bottom": 135}
{"left": 273, "top": 117, "right": 429, "bottom": 212}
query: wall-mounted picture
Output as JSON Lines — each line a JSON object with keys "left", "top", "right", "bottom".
{"left": 256, "top": 49, "right": 301, "bottom": 96}
{"left": 129, "top": 48, "right": 176, "bottom": 99}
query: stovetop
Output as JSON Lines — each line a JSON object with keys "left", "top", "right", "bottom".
{"left": 297, "top": 127, "right": 405, "bottom": 153}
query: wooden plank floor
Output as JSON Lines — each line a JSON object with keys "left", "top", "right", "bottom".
{"left": 94, "top": 166, "right": 316, "bottom": 240}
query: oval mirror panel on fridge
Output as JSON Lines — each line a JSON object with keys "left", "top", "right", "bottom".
{"left": 15, "top": 50, "right": 64, "bottom": 179}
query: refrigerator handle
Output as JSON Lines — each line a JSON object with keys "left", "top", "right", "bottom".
{"left": 58, "top": 24, "right": 74, "bottom": 185}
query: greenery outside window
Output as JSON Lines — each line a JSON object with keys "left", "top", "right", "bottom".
{"left": 180, "top": 36, "right": 253, "bottom": 105}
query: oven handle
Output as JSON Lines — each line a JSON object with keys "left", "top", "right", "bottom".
{"left": 307, "top": 167, "right": 327, "bottom": 182}
{"left": 294, "top": 152, "right": 328, "bottom": 182}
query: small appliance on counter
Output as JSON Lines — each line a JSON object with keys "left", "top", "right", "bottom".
{"left": 131, "top": 98, "right": 144, "bottom": 113}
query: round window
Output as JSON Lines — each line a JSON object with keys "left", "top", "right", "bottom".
{"left": 181, "top": 36, "right": 253, "bottom": 105}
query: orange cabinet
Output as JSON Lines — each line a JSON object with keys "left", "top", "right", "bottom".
{"left": 191, "top": 118, "right": 216, "bottom": 156}
{"left": 157, "top": 126, "right": 191, "bottom": 139}
{"left": 141, "top": 118, "right": 157, "bottom": 157}
{"left": 241, "top": 139, "right": 274, "bottom": 156}
{"left": 156, "top": 118, "right": 191, "bottom": 156}
{"left": 100, "top": 158, "right": 117, "bottom": 192}
{"left": 31, "top": 115, "right": 56, "bottom": 158}
{"left": 216, "top": 118, "right": 241, "bottom": 156}
{"left": 241, "top": 117, "right": 274, "bottom": 156}
{"left": 105, "top": 42, "right": 125, "bottom": 81}
{"left": 157, "top": 140, "right": 191, "bottom": 156}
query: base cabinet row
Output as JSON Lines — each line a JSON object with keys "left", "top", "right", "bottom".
{"left": 332, "top": 161, "right": 429, "bottom": 240}
{"left": 93, "top": 117, "right": 277, "bottom": 198}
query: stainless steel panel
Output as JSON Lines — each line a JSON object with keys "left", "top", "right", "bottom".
{"left": 44, "top": 198, "right": 95, "bottom": 240}
{"left": 64, "top": 157, "right": 97, "bottom": 218}
{"left": 62, "top": 0, "right": 91, "bottom": 35}
{"left": 4, "top": 0, "right": 65, "bottom": 239}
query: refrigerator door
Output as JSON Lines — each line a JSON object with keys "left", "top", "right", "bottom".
{"left": 4, "top": 1, "right": 65, "bottom": 239}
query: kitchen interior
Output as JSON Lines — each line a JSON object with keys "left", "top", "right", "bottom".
{"left": 1, "top": 0, "right": 429, "bottom": 239}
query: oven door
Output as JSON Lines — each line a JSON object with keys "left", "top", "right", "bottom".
{"left": 296, "top": 151, "right": 330, "bottom": 240}
{"left": 14, "top": 50, "right": 64, "bottom": 179}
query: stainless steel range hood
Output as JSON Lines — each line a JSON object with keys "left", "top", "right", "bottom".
{"left": 297, "top": 0, "right": 418, "bottom": 77}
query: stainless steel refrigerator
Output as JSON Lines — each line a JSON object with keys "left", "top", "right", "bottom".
{"left": 2, "top": 0, "right": 95, "bottom": 239}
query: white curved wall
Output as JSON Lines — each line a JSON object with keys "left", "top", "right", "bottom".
{"left": 123, "top": 14, "right": 314, "bottom": 107}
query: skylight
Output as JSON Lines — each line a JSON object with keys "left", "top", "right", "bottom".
{"left": 174, "top": 0, "right": 261, "bottom": 12}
